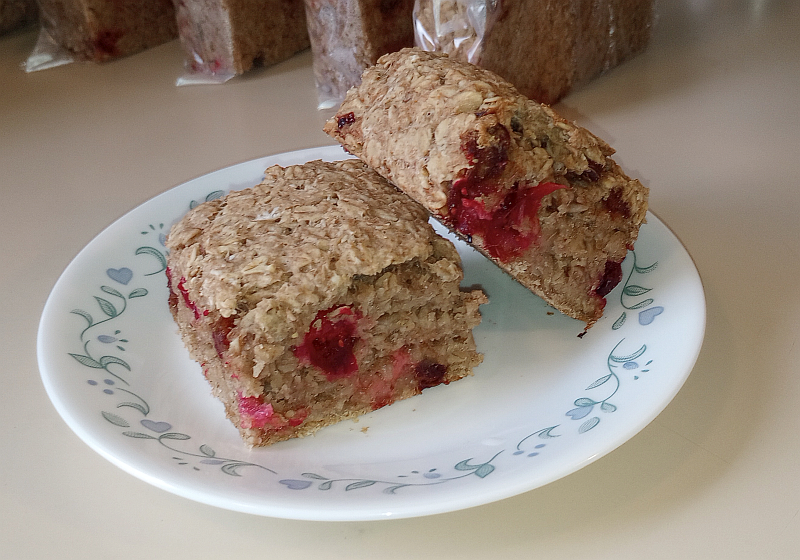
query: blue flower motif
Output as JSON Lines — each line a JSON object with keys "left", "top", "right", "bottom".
{"left": 423, "top": 469, "right": 441, "bottom": 479}
{"left": 280, "top": 480, "right": 313, "bottom": 490}
{"left": 639, "top": 306, "right": 664, "bottom": 325}
{"left": 566, "top": 406, "right": 593, "bottom": 420}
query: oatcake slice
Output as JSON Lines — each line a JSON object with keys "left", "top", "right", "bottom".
{"left": 166, "top": 159, "right": 486, "bottom": 447}
{"left": 324, "top": 48, "right": 648, "bottom": 328}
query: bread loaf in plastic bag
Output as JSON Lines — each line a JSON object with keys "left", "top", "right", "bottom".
{"left": 414, "top": 0, "right": 654, "bottom": 104}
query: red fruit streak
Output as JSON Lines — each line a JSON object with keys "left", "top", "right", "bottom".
{"left": 293, "top": 306, "right": 361, "bottom": 381}
{"left": 448, "top": 180, "right": 566, "bottom": 262}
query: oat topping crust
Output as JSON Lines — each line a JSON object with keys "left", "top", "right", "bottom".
{"left": 325, "top": 47, "right": 614, "bottom": 212}
{"left": 166, "top": 159, "right": 437, "bottom": 342}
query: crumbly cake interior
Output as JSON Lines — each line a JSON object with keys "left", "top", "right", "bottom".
{"left": 166, "top": 159, "right": 485, "bottom": 446}
{"left": 324, "top": 48, "right": 648, "bottom": 327}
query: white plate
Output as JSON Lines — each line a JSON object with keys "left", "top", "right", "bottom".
{"left": 37, "top": 146, "right": 705, "bottom": 521}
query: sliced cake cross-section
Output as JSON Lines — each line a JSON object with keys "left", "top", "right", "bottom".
{"left": 166, "top": 159, "right": 486, "bottom": 446}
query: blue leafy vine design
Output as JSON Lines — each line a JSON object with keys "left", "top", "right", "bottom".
{"left": 279, "top": 452, "right": 501, "bottom": 494}
{"left": 564, "top": 339, "right": 648, "bottom": 433}
{"left": 101, "top": 411, "right": 275, "bottom": 476}
{"left": 612, "top": 251, "right": 663, "bottom": 330}
{"left": 69, "top": 279, "right": 147, "bottom": 385}
{"left": 69, "top": 220, "right": 275, "bottom": 478}
{"left": 513, "top": 338, "right": 653, "bottom": 459}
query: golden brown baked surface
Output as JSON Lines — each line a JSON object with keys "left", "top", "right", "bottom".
{"left": 325, "top": 48, "right": 648, "bottom": 327}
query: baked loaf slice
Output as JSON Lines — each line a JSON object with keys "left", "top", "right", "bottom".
{"left": 36, "top": 0, "right": 176, "bottom": 62}
{"left": 414, "top": 0, "right": 654, "bottom": 104}
{"left": 1, "top": 0, "right": 37, "bottom": 35}
{"left": 173, "top": 0, "right": 309, "bottom": 80}
{"left": 325, "top": 48, "right": 648, "bottom": 328}
{"left": 166, "top": 159, "right": 486, "bottom": 446}
{"left": 303, "top": 0, "right": 415, "bottom": 107}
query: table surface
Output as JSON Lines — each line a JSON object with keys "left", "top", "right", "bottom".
{"left": 3, "top": 1, "right": 799, "bottom": 558}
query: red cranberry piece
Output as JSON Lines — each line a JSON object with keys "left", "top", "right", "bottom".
{"left": 415, "top": 360, "right": 448, "bottom": 391}
{"left": 294, "top": 306, "right": 361, "bottom": 380}
{"left": 596, "top": 260, "right": 623, "bottom": 297}
{"left": 238, "top": 395, "right": 274, "bottom": 429}
{"left": 371, "top": 394, "right": 393, "bottom": 410}
{"left": 565, "top": 160, "right": 605, "bottom": 183}
{"left": 212, "top": 315, "right": 236, "bottom": 360}
{"left": 448, "top": 125, "right": 570, "bottom": 261}
{"left": 337, "top": 112, "right": 356, "bottom": 128}
{"left": 604, "top": 187, "right": 631, "bottom": 219}
{"left": 176, "top": 276, "right": 201, "bottom": 320}
{"left": 460, "top": 124, "right": 511, "bottom": 185}
{"left": 287, "top": 409, "right": 308, "bottom": 427}
{"left": 447, "top": 180, "right": 565, "bottom": 262}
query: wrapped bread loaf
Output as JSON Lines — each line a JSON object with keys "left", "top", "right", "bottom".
{"left": 173, "top": 0, "right": 309, "bottom": 84}
{"left": 34, "top": 0, "right": 176, "bottom": 62}
{"left": 1, "top": 0, "right": 37, "bottom": 35}
{"left": 414, "top": 0, "right": 655, "bottom": 104}
{"left": 303, "top": 0, "right": 415, "bottom": 108}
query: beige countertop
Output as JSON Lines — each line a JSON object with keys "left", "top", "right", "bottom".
{"left": 2, "top": 1, "right": 799, "bottom": 557}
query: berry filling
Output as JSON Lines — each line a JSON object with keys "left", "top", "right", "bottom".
{"left": 596, "top": 260, "right": 624, "bottom": 298}
{"left": 175, "top": 275, "right": 201, "bottom": 320}
{"left": 448, "top": 179, "right": 566, "bottom": 262}
{"left": 294, "top": 305, "right": 361, "bottom": 380}
{"left": 337, "top": 111, "right": 356, "bottom": 128}
{"left": 237, "top": 394, "right": 309, "bottom": 431}
{"left": 212, "top": 315, "right": 236, "bottom": 360}
{"left": 415, "top": 360, "right": 448, "bottom": 391}
{"left": 566, "top": 160, "right": 605, "bottom": 183}
{"left": 604, "top": 187, "right": 632, "bottom": 219}
{"left": 460, "top": 125, "right": 510, "bottom": 183}
{"left": 448, "top": 125, "right": 567, "bottom": 261}
{"left": 238, "top": 395, "right": 274, "bottom": 429}
{"left": 366, "top": 348, "right": 412, "bottom": 410}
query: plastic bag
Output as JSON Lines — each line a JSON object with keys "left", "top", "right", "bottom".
{"left": 304, "top": 0, "right": 416, "bottom": 109}
{"left": 413, "top": 0, "right": 489, "bottom": 63}
{"left": 24, "top": 26, "right": 74, "bottom": 72}
{"left": 24, "top": 0, "right": 177, "bottom": 72}
{"left": 413, "top": 0, "right": 654, "bottom": 104}
{"left": 173, "top": 0, "right": 309, "bottom": 87}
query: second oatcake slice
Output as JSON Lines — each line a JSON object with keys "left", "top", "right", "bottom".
{"left": 325, "top": 48, "right": 649, "bottom": 328}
